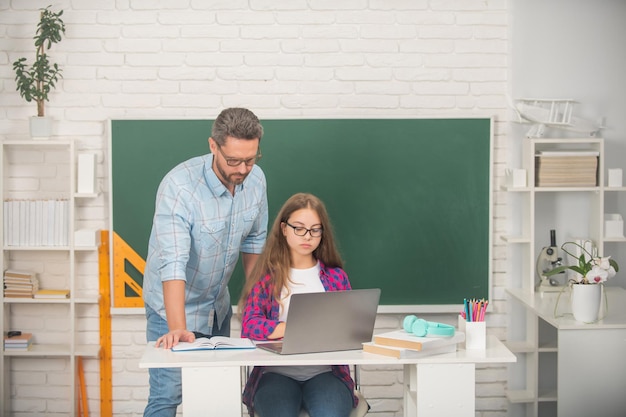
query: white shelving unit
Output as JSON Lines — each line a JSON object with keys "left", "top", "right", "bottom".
{"left": 0, "top": 140, "right": 100, "bottom": 416}
{"left": 502, "top": 137, "right": 626, "bottom": 417}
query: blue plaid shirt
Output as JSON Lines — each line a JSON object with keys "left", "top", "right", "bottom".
{"left": 143, "top": 153, "right": 267, "bottom": 334}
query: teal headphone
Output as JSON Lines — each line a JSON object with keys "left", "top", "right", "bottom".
{"left": 403, "top": 315, "right": 455, "bottom": 337}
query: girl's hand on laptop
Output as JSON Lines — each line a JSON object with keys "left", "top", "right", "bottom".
{"left": 267, "top": 322, "right": 286, "bottom": 339}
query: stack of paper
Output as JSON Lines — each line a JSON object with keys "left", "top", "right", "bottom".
{"left": 3, "top": 270, "right": 39, "bottom": 298}
{"left": 4, "top": 332, "right": 33, "bottom": 351}
{"left": 362, "top": 330, "right": 465, "bottom": 358}
{"left": 535, "top": 150, "right": 599, "bottom": 187}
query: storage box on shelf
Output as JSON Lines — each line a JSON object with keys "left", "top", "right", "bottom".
{"left": 0, "top": 139, "right": 100, "bottom": 417}
{"left": 502, "top": 137, "right": 626, "bottom": 417}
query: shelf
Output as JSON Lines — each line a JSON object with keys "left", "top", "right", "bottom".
{"left": 537, "top": 389, "right": 557, "bottom": 402}
{"left": 74, "top": 245, "right": 99, "bottom": 251}
{"left": 501, "top": 185, "right": 531, "bottom": 192}
{"left": 505, "top": 137, "right": 626, "bottom": 416}
{"left": 3, "top": 245, "right": 71, "bottom": 251}
{"left": 533, "top": 186, "right": 600, "bottom": 192}
{"left": 506, "top": 389, "right": 535, "bottom": 404}
{"left": 1, "top": 138, "right": 102, "bottom": 416}
{"left": 3, "top": 245, "right": 98, "bottom": 251}
{"left": 537, "top": 341, "right": 557, "bottom": 352}
{"left": 2, "top": 344, "right": 100, "bottom": 358}
{"left": 74, "top": 192, "right": 99, "bottom": 199}
{"left": 1, "top": 139, "right": 72, "bottom": 147}
{"left": 1, "top": 294, "right": 99, "bottom": 304}
{"left": 507, "top": 287, "right": 626, "bottom": 330}
{"left": 500, "top": 235, "right": 530, "bottom": 244}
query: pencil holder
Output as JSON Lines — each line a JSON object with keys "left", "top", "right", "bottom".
{"left": 458, "top": 315, "right": 486, "bottom": 350}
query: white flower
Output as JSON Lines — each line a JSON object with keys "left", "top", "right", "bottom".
{"left": 544, "top": 242, "right": 619, "bottom": 285}
{"left": 593, "top": 257, "right": 617, "bottom": 278}
{"left": 586, "top": 265, "right": 609, "bottom": 283}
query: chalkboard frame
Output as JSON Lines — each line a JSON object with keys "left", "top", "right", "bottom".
{"left": 109, "top": 118, "right": 493, "bottom": 313}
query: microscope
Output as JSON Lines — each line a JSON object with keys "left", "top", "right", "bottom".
{"left": 536, "top": 229, "right": 567, "bottom": 291}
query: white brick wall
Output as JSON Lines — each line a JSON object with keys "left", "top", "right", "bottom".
{"left": 2, "top": 1, "right": 511, "bottom": 416}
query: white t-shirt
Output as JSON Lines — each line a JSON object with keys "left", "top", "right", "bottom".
{"left": 278, "top": 262, "right": 325, "bottom": 321}
{"left": 264, "top": 262, "right": 332, "bottom": 381}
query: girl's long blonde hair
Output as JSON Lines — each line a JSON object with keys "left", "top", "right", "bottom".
{"left": 238, "top": 193, "right": 344, "bottom": 314}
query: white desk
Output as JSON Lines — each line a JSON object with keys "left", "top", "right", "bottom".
{"left": 507, "top": 287, "right": 626, "bottom": 417}
{"left": 139, "top": 335, "right": 515, "bottom": 417}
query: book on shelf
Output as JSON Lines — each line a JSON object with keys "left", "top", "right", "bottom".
{"left": 535, "top": 154, "right": 598, "bottom": 186}
{"left": 171, "top": 336, "right": 256, "bottom": 352}
{"left": 4, "top": 332, "right": 33, "bottom": 343}
{"left": 4, "top": 281, "right": 39, "bottom": 288}
{"left": 372, "top": 329, "right": 465, "bottom": 351}
{"left": 2, "top": 199, "right": 69, "bottom": 247}
{"left": 4, "top": 343, "right": 32, "bottom": 351}
{"left": 4, "top": 270, "right": 35, "bottom": 280}
{"left": 2, "top": 292, "right": 34, "bottom": 298}
{"left": 362, "top": 341, "right": 459, "bottom": 359}
{"left": 4, "top": 332, "right": 33, "bottom": 350}
{"left": 3, "top": 269, "right": 39, "bottom": 298}
{"left": 33, "top": 289, "right": 70, "bottom": 299}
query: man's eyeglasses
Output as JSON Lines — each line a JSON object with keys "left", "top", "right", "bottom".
{"left": 284, "top": 221, "right": 323, "bottom": 238}
{"left": 216, "top": 144, "right": 262, "bottom": 167}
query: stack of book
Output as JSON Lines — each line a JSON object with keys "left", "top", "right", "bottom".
{"left": 4, "top": 332, "right": 33, "bottom": 351}
{"left": 362, "top": 330, "right": 465, "bottom": 358}
{"left": 535, "top": 150, "right": 599, "bottom": 187}
{"left": 3, "top": 270, "right": 39, "bottom": 298}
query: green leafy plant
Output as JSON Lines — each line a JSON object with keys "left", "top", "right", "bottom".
{"left": 544, "top": 241, "right": 619, "bottom": 284}
{"left": 12, "top": 5, "right": 65, "bottom": 117}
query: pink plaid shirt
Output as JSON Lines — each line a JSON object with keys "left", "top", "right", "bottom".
{"left": 240, "top": 261, "right": 358, "bottom": 415}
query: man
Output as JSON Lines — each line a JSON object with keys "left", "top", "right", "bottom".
{"left": 142, "top": 108, "right": 268, "bottom": 417}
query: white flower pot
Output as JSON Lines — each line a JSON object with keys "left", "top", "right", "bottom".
{"left": 29, "top": 116, "right": 52, "bottom": 139}
{"left": 571, "top": 283, "right": 602, "bottom": 323}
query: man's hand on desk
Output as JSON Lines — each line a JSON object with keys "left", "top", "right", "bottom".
{"left": 155, "top": 329, "right": 195, "bottom": 349}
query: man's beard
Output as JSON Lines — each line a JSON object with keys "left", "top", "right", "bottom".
{"left": 215, "top": 162, "right": 248, "bottom": 187}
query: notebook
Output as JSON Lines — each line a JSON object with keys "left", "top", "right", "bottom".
{"left": 256, "top": 288, "right": 381, "bottom": 355}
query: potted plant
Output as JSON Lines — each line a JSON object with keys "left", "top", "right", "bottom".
{"left": 12, "top": 5, "right": 65, "bottom": 139}
{"left": 544, "top": 241, "right": 619, "bottom": 322}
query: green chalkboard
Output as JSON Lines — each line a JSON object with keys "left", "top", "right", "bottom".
{"left": 111, "top": 118, "right": 492, "bottom": 307}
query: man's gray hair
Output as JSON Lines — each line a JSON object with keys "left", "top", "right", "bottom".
{"left": 211, "top": 108, "right": 263, "bottom": 146}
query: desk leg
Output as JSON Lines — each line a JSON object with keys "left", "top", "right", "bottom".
{"left": 181, "top": 367, "right": 241, "bottom": 417}
{"left": 404, "top": 363, "right": 475, "bottom": 417}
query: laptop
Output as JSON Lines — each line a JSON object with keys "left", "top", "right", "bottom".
{"left": 256, "top": 288, "right": 381, "bottom": 355}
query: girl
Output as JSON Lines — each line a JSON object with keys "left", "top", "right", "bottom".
{"left": 239, "top": 193, "right": 359, "bottom": 417}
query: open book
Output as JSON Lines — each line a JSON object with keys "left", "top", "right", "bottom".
{"left": 171, "top": 336, "right": 256, "bottom": 352}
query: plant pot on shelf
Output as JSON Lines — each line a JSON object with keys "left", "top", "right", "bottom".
{"left": 29, "top": 116, "right": 52, "bottom": 139}
{"left": 571, "top": 283, "right": 602, "bottom": 323}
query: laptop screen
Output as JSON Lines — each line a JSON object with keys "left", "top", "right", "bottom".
{"left": 259, "top": 288, "right": 381, "bottom": 355}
